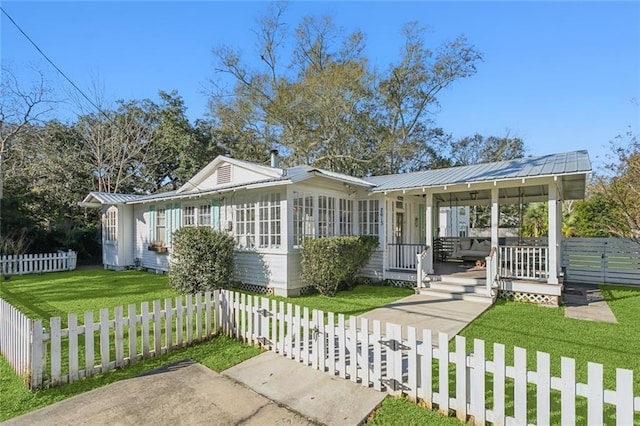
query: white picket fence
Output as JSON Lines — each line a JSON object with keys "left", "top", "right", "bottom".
{"left": 0, "top": 250, "right": 77, "bottom": 275}
{"left": 0, "top": 298, "right": 32, "bottom": 380}
{"left": 2, "top": 290, "right": 639, "bottom": 424}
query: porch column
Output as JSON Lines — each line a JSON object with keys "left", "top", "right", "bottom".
{"left": 491, "top": 187, "right": 499, "bottom": 248}
{"left": 548, "top": 184, "right": 559, "bottom": 284}
{"left": 425, "top": 192, "right": 434, "bottom": 274}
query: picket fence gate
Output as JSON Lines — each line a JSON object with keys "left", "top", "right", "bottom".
{"left": 0, "top": 298, "right": 32, "bottom": 380}
{"left": 0, "top": 250, "right": 77, "bottom": 276}
{"left": 3, "top": 289, "right": 639, "bottom": 425}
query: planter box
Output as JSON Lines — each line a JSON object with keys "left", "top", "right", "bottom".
{"left": 148, "top": 245, "right": 168, "bottom": 254}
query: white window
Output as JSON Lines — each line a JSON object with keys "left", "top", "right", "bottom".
{"left": 104, "top": 208, "right": 117, "bottom": 242}
{"left": 318, "top": 196, "right": 335, "bottom": 237}
{"left": 339, "top": 199, "right": 353, "bottom": 235}
{"left": 258, "top": 193, "right": 281, "bottom": 248}
{"left": 293, "top": 193, "right": 315, "bottom": 247}
{"left": 359, "top": 200, "right": 379, "bottom": 236}
{"left": 235, "top": 200, "right": 256, "bottom": 248}
{"left": 183, "top": 206, "right": 196, "bottom": 227}
{"left": 199, "top": 204, "right": 212, "bottom": 226}
{"left": 155, "top": 208, "right": 166, "bottom": 245}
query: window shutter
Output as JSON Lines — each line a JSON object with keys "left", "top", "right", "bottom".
{"left": 212, "top": 199, "right": 220, "bottom": 231}
{"left": 174, "top": 203, "right": 181, "bottom": 231}
{"left": 165, "top": 204, "right": 172, "bottom": 246}
{"left": 149, "top": 206, "right": 155, "bottom": 243}
{"left": 419, "top": 204, "right": 426, "bottom": 242}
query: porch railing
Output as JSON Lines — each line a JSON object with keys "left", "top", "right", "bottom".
{"left": 415, "top": 247, "right": 431, "bottom": 288}
{"left": 485, "top": 246, "right": 498, "bottom": 296}
{"left": 499, "top": 245, "right": 549, "bottom": 280}
{"left": 387, "top": 244, "right": 426, "bottom": 271}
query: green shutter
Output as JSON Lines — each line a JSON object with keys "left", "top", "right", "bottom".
{"left": 165, "top": 204, "right": 172, "bottom": 246}
{"left": 149, "top": 206, "right": 155, "bottom": 243}
{"left": 212, "top": 199, "right": 220, "bottom": 230}
{"left": 174, "top": 203, "right": 181, "bottom": 231}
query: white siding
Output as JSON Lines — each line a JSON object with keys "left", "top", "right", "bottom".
{"left": 361, "top": 250, "right": 383, "bottom": 280}
{"left": 134, "top": 204, "right": 169, "bottom": 272}
{"left": 234, "top": 251, "right": 289, "bottom": 294}
{"left": 287, "top": 252, "right": 302, "bottom": 291}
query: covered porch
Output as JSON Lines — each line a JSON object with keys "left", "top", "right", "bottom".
{"left": 371, "top": 151, "right": 591, "bottom": 304}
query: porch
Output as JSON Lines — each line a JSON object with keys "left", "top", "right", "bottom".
{"left": 383, "top": 239, "right": 561, "bottom": 305}
{"left": 385, "top": 238, "right": 551, "bottom": 282}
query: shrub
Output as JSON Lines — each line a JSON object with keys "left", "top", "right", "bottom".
{"left": 169, "top": 227, "right": 235, "bottom": 293}
{"left": 300, "top": 236, "right": 378, "bottom": 296}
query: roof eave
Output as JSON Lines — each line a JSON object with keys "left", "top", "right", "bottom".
{"left": 369, "top": 170, "right": 592, "bottom": 194}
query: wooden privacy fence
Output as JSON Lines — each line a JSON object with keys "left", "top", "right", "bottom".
{"left": 2, "top": 290, "right": 639, "bottom": 424}
{"left": 0, "top": 250, "right": 77, "bottom": 276}
{"left": 563, "top": 238, "right": 640, "bottom": 286}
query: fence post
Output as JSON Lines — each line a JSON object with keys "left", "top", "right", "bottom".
{"left": 30, "top": 320, "right": 44, "bottom": 389}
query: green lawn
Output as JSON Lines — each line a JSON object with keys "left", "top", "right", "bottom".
{"left": 459, "top": 285, "right": 640, "bottom": 393}
{"left": 0, "top": 269, "right": 179, "bottom": 325}
{"left": 457, "top": 285, "right": 640, "bottom": 424}
{"left": 244, "top": 284, "right": 414, "bottom": 318}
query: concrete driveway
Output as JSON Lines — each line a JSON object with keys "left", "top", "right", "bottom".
{"left": 3, "top": 360, "right": 316, "bottom": 426}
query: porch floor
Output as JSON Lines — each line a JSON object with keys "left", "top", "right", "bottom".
{"left": 432, "top": 260, "right": 487, "bottom": 279}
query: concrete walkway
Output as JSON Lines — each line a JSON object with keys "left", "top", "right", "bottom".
{"left": 563, "top": 283, "right": 618, "bottom": 323}
{"left": 224, "top": 352, "right": 386, "bottom": 426}
{"left": 3, "top": 360, "right": 315, "bottom": 426}
{"left": 359, "top": 293, "right": 492, "bottom": 346}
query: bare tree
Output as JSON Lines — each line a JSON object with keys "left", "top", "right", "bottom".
{"left": 77, "top": 100, "right": 159, "bottom": 193}
{"left": 0, "top": 67, "right": 55, "bottom": 254}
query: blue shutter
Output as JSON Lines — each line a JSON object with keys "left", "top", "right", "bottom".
{"left": 149, "top": 206, "right": 155, "bottom": 243}
{"left": 212, "top": 199, "right": 220, "bottom": 231}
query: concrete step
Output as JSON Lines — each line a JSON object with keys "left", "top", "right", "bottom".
{"left": 429, "top": 281, "right": 488, "bottom": 294}
{"left": 425, "top": 275, "right": 486, "bottom": 286}
{"left": 417, "top": 287, "right": 493, "bottom": 304}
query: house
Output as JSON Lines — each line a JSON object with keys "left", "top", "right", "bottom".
{"left": 80, "top": 150, "right": 591, "bottom": 304}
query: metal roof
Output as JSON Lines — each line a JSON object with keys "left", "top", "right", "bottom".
{"left": 286, "top": 165, "right": 376, "bottom": 187}
{"left": 80, "top": 192, "right": 143, "bottom": 206}
{"left": 367, "top": 150, "right": 591, "bottom": 192}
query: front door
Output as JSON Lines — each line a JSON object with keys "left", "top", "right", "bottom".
{"left": 395, "top": 212, "right": 404, "bottom": 244}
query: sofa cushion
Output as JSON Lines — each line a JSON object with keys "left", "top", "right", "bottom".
{"left": 460, "top": 239, "right": 472, "bottom": 250}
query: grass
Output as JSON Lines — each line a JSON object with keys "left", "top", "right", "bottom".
{"left": 458, "top": 285, "right": 640, "bottom": 393}
{"left": 0, "top": 269, "right": 179, "bottom": 325}
{"left": 243, "top": 284, "right": 414, "bottom": 317}
{"left": 0, "top": 335, "right": 261, "bottom": 422}
{"left": 0, "top": 270, "right": 413, "bottom": 422}
{"left": 456, "top": 284, "right": 640, "bottom": 424}
{"left": 368, "top": 397, "right": 467, "bottom": 425}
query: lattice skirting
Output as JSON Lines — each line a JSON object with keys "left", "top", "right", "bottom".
{"left": 498, "top": 290, "right": 559, "bottom": 306}
{"left": 385, "top": 279, "right": 415, "bottom": 288}
{"left": 232, "top": 282, "right": 273, "bottom": 295}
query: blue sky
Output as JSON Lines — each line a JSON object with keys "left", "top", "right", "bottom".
{"left": 2, "top": 1, "right": 639, "bottom": 171}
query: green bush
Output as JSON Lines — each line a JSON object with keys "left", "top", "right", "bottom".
{"left": 300, "top": 236, "right": 378, "bottom": 296}
{"left": 169, "top": 227, "right": 235, "bottom": 293}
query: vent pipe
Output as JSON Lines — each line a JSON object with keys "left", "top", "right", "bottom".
{"left": 270, "top": 149, "right": 279, "bottom": 168}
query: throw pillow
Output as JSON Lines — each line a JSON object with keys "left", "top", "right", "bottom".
{"left": 460, "top": 238, "right": 472, "bottom": 250}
